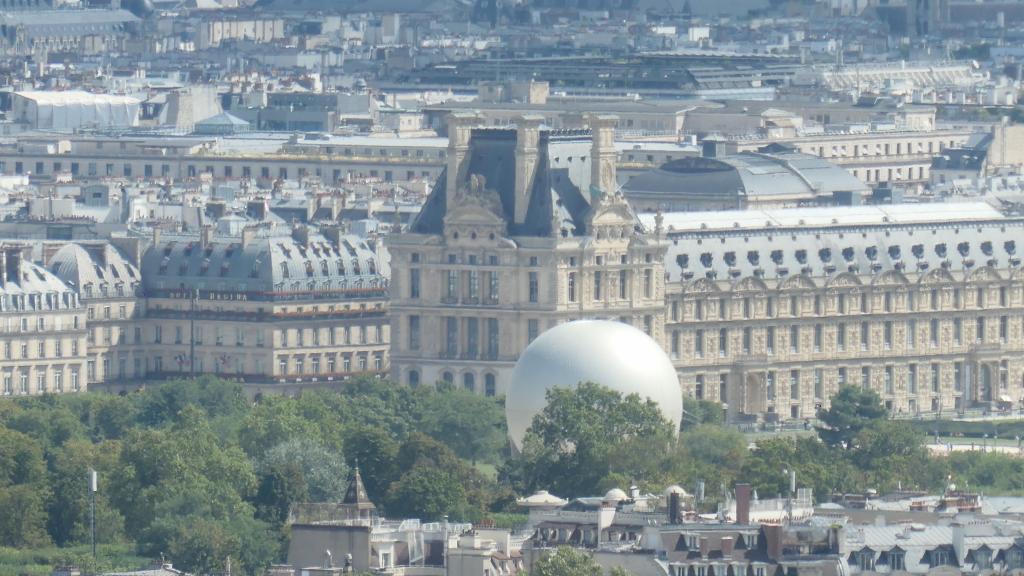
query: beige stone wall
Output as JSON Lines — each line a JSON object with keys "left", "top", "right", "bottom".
{"left": 0, "top": 307, "right": 88, "bottom": 396}
{"left": 666, "top": 271, "right": 1024, "bottom": 421}
{"left": 388, "top": 232, "right": 666, "bottom": 396}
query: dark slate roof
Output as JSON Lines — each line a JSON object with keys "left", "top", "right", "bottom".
{"left": 410, "top": 128, "right": 595, "bottom": 237}
{"left": 140, "top": 233, "right": 385, "bottom": 296}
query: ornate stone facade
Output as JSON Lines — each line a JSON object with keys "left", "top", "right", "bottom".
{"left": 651, "top": 205, "right": 1024, "bottom": 421}
{"left": 387, "top": 114, "right": 666, "bottom": 396}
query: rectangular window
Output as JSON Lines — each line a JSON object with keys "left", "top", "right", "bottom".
{"left": 932, "top": 363, "right": 940, "bottom": 392}
{"left": 860, "top": 322, "right": 869, "bottom": 351}
{"left": 742, "top": 328, "right": 751, "bottom": 354}
{"left": 671, "top": 331, "right": 680, "bottom": 358}
{"left": 695, "top": 329, "right": 704, "bottom": 358}
{"left": 644, "top": 269, "right": 653, "bottom": 298}
{"left": 528, "top": 272, "right": 539, "bottom": 303}
{"left": 838, "top": 367, "right": 847, "bottom": 386}
{"left": 447, "top": 270, "right": 458, "bottom": 301}
{"left": 719, "top": 328, "right": 728, "bottom": 357}
{"left": 790, "top": 325, "right": 799, "bottom": 354}
{"left": 487, "top": 318, "right": 499, "bottom": 359}
{"left": 976, "top": 317, "right": 986, "bottom": 343}
{"left": 885, "top": 365, "right": 894, "bottom": 394}
{"left": 909, "top": 364, "right": 918, "bottom": 394}
{"left": 409, "top": 268, "right": 420, "bottom": 299}
{"left": 814, "top": 368, "right": 824, "bottom": 399}
{"left": 466, "top": 318, "right": 479, "bottom": 358}
{"left": 408, "top": 315, "right": 420, "bottom": 350}
{"left": 954, "top": 362, "right": 964, "bottom": 392}
{"left": 619, "top": 270, "right": 628, "bottom": 299}
{"left": 719, "top": 374, "right": 728, "bottom": 403}
{"left": 814, "top": 324, "right": 823, "bottom": 352}
{"left": 567, "top": 273, "right": 577, "bottom": 303}
{"left": 695, "top": 375, "right": 704, "bottom": 399}
{"left": 766, "top": 326, "right": 775, "bottom": 355}
{"left": 884, "top": 321, "right": 893, "bottom": 350}
{"left": 528, "top": 319, "right": 539, "bottom": 343}
{"left": 907, "top": 319, "right": 916, "bottom": 349}
{"left": 445, "top": 317, "right": 457, "bottom": 357}
{"left": 837, "top": 322, "right": 846, "bottom": 351}
{"left": 790, "top": 370, "right": 800, "bottom": 399}
{"left": 954, "top": 318, "right": 962, "bottom": 345}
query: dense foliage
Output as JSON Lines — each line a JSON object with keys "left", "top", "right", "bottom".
{"left": 0, "top": 377, "right": 508, "bottom": 575}
{"left": 1, "top": 378, "right": 1022, "bottom": 576}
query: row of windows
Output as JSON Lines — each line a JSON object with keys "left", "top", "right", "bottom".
{"left": 693, "top": 361, "right": 1016, "bottom": 405}
{"left": 148, "top": 325, "right": 384, "bottom": 347}
{"left": 407, "top": 369, "right": 498, "bottom": 397}
{"left": 6, "top": 160, "right": 437, "bottom": 184}
{"left": 672, "top": 316, "right": 1022, "bottom": 359}
{"left": 0, "top": 314, "right": 81, "bottom": 332}
{"left": 0, "top": 366, "right": 81, "bottom": 395}
{"left": 1, "top": 338, "right": 81, "bottom": 360}
{"left": 672, "top": 286, "right": 1021, "bottom": 322}
{"left": 276, "top": 352, "right": 383, "bottom": 375}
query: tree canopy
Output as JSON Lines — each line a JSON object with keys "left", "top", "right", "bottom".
{"left": 816, "top": 385, "right": 889, "bottom": 449}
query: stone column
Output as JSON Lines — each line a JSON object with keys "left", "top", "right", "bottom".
{"left": 514, "top": 115, "right": 543, "bottom": 225}
{"left": 446, "top": 112, "right": 480, "bottom": 209}
{"left": 587, "top": 114, "right": 618, "bottom": 198}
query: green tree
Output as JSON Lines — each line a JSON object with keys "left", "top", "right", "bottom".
{"left": 816, "top": 386, "right": 888, "bottom": 449}
{"left": 530, "top": 547, "right": 602, "bottom": 576}
{"left": 257, "top": 438, "right": 348, "bottom": 503}
{"left": 503, "top": 383, "right": 676, "bottom": 497}
{"left": 0, "top": 426, "right": 50, "bottom": 547}
{"left": 850, "top": 420, "right": 929, "bottom": 492}
{"left": 384, "top": 465, "right": 469, "bottom": 521}
{"left": 342, "top": 425, "right": 399, "bottom": 500}
{"left": 46, "top": 438, "right": 126, "bottom": 546}
{"left": 418, "top": 387, "right": 506, "bottom": 464}
{"left": 681, "top": 398, "right": 725, "bottom": 429}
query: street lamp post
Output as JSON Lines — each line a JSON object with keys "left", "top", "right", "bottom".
{"left": 89, "top": 468, "right": 97, "bottom": 559}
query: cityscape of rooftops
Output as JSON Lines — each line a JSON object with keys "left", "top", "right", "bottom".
{"left": 2, "top": 2, "right": 1024, "bottom": 576}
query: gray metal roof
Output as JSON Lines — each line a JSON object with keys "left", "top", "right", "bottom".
{"left": 623, "top": 152, "right": 868, "bottom": 203}
{"left": 641, "top": 204, "right": 1022, "bottom": 284}
{"left": 140, "top": 233, "right": 386, "bottom": 298}
{"left": 49, "top": 243, "right": 141, "bottom": 299}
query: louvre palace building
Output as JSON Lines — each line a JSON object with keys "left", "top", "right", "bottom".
{"left": 390, "top": 113, "right": 1024, "bottom": 422}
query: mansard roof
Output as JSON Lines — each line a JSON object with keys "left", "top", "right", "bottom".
{"left": 644, "top": 204, "right": 1022, "bottom": 284}
{"left": 410, "top": 128, "right": 598, "bottom": 238}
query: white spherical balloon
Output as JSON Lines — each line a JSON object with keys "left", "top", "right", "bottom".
{"left": 505, "top": 319, "right": 683, "bottom": 449}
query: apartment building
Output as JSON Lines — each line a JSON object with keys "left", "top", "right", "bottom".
{"left": 0, "top": 245, "right": 87, "bottom": 396}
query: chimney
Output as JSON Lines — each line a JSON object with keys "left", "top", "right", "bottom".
{"left": 241, "top": 226, "right": 257, "bottom": 249}
{"left": 291, "top": 224, "right": 310, "bottom": 246}
{"left": 445, "top": 112, "right": 480, "bottom": 211}
{"left": 763, "top": 524, "right": 783, "bottom": 561}
{"left": 698, "top": 537, "right": 710, "bottom": 558}
{"left": 721, "top": 536, "right": 735, "bottom": 556}
{"left": 3, "top": 246, "right": 22, "bottom": 286}
{"left": 735, "top": 484, "right": 752, "bottom": 525}
{"left": 200, "top": 225, "right": 214, "bottom": 248}
{"left": 587, "top": 114, "right": 618, "bottom": 198}
{"left": 596, "top": 501, "right": 616, "bottom": 545}
{"left": 668, "top": 492, "right": 681, "bottom": 524}
{"left": 514, "top": 115, "right": 543, "bottom": 224}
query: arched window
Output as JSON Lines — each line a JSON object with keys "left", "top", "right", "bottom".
{"left": 463, "top": 372, "right": 475, "bottom": 392}
{"left": 408, "top": 369, "right": 420, "bottom": 388}
{"left": 442, "top": 371, "right": 454, "bottom": 384}
{"left": 484, "top": 373, "right": 496, "bottom": 397}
